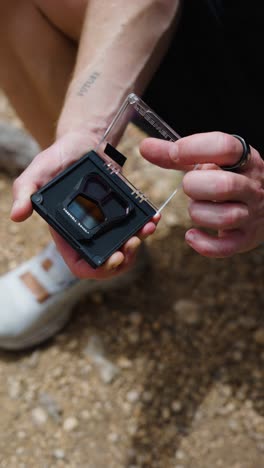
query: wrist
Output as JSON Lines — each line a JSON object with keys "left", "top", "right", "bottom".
{"left": 55, "top": 64, "right": 136, "bottom": 145}
{"left": 53, "top": 130, "right": 99, "bottom": 163}
{"left": 56, "top": 125, "right": 102, "bottom": 147}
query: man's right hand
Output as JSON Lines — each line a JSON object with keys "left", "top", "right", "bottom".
{"left": 140, "top": 131, "right": 264, "bottom": 258}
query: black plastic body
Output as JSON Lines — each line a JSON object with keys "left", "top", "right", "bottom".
{"left": 31, "top": 150, "right": 156, "bottom": 269}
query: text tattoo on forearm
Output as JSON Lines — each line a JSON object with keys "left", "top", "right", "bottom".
{"left": 77, "top": 72, "right": 101, "bottom": 97}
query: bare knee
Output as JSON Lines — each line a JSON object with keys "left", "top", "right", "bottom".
{"left": 0, "top": 0, "right": 86, "bottom": 42}
{"left": 34, "top": 0, "right": 87, "bottom": 41}
{"left": 0, "top": 0, "right": 78, "bottom": 148}
{"left": 0, "top": 2, "right": 34, "bottom": 48}
{"left": 0, "top": 2, "right": 20, "bottom": 31}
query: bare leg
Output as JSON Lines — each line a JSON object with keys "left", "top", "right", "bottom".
{"left": 0, "top": 0, "right": 87, "bottom": 148}
{"left": 0, "top": 0, "right": 150, "bottom": 351}
{"left": 0, "top": 1, "right": 90, "bottom": 350}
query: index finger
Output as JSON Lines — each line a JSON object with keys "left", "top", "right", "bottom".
{"left": 140, "top": 132, "right": 244, "bottom": 170}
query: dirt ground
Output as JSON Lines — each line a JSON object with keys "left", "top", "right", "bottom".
{"left": 0, "top": 90, "right": 263, "bottom": 468}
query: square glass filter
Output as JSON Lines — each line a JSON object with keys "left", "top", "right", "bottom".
{"left": 95, "top": 93, "right": 182, "bottom": 213}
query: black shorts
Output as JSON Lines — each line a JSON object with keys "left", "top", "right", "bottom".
{"left": 143, "top": 0, "right": 264, "bottom": 155}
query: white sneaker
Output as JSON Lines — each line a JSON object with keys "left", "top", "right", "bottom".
{"left": 0, "top": 242, "right": 148, "bottom": 350}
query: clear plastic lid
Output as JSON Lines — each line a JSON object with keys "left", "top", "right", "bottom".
{"left": 95, "top": 93, "right": 182, "bottom": 212}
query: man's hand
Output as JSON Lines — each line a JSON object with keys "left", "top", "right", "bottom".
{"left": 10, "top": 131, "right": 159, "bottom": 279}
{"left": 140, "top": 131, "right": 264, "bottom": 257}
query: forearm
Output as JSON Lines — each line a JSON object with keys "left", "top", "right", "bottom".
{"left": 56, "top": 0, "right": 180, "bottom": 141}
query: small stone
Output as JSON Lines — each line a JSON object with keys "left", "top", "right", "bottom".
{"left": 24, "top": 388, "right": 35, "bottom": 403}
{"left": 52, "top": 367, "right": 63, "bottom": 378}
{"left": 228, "top": 419, "right": 239, "bottom": 433}
{"left": 127, "top": 390, "right": 140, "bottom": 403}
{"left": 127, "top": 425, "right": 138, "bottom": 437}
{"left": 80, "top": 382, "right": 90, "bottom": 397}
{"left": 80, "top": 410, "right": 90, "bottom": 420}
{"left": 39, "top": 392, "right": 62, "bottom": 422}
{"left": 31, "top": 407, "right": 47, "bottom": 426}
{"left": 82, "top": 364, "right": 93, "bottom": 375}
{"left": 127, "top": 447, "right": 137, "bottom": 461}
{"left": 164, "top": 212, "right": 180, "bottom": 227}
{"left": 63, "top": 417, "right": 78, "bottom": 432}
{"left": 175, "top": 450, "right": 185, "bottom": 460}
{"left": 98, "top": 359, "right": 120, "bottom": 384}
{"left": 142, "top": 391, "right": 153, "bottom": 403}
{"left": 26, "top": 351, "right": 40, "bottom": 368}
{"left": 67, "top": 339, "right": 78, "bottom": 350}
{"left": 7, "top": 377, "right": 22, "bottom": 400}
{"left": 257, "top": 442, "right": 264, "bottom": 452}
{"left": 108, "top": 432, "right": 119, "bottom": 443}
{"left": 217, "top": 402, "right": 236, "bottom": 415}
{"left": 83, "top": 335, "right": 104, "bottom": 358}
{"left": 232, "top": 350, "right": 242, "bottom": 362}
{"left": 162, "top": 408, "right": 170, "bottom": 420}
{"left": 173, "top": 299, "right": 200, "bottom": 325}
{"left": 236, "top": 387, "right": 247, "bottom": 401}
{"left": 244, "top": 399, "right": 253, "bottom": 410}
{"left": 219, "top": 384, "right": 232, "bottom": 399}
{"left": 129, "top": 312, "right": 143, "bottom": 326}
{"left": 254, "top": 328, "right": 264, "bottom": 345}
{"left": 117, "top": 356, "right": 133, "bottom": 369}
{"left": 53, "top": 449, "right": 65, "bottom": 460}
{"left": 122, "top": 402, "right": 132, "bottom": 414}
{"left": 127, "top": 331, "right": 140, "bottom": 344}
{"left": 15, "top": 447, "right": 24, "bottom": 455}
{"left": 171, "top": 401, "right": 182, "bottom": 413}
{"left": 152, "top": 321, "right": 161, "bottom": 331}
{"left": 84, "top": 335, "right": 120, "bottom": 383}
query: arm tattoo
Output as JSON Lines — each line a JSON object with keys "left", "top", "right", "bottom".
{"left": 77, "top": 72, "right": 100, "bottom": 97}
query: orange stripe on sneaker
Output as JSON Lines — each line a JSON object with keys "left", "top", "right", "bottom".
{"left": 41, "top": 258, "right": 53, "bottom": 271}
{"left": 20, "top": 272, "right": 50, "bottom": 303}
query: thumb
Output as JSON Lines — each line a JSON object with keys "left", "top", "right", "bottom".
{"left": 10, "top": 146, "right": 63, "bottom": 221}
{"left": 11, "top": 181, "right": 37, "bottom": 222}
{"left": 10, "top": 131, "right": 95, "bottom": 222}
{"left": 10, "top": 141, "right": 62, "bottom": 222}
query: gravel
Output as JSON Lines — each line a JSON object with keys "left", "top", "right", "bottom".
{"left": 0, "top": 90, "right": 263, "bottom": 468}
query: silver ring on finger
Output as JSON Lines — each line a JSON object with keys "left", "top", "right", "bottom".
{"left": 220, "top": 134, "right": 251, "bottom": 172}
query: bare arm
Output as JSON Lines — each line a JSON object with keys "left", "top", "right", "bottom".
{"left": 11, "top": 0, "right": 180, "bottom": 278}
{"left": 56, "top": 0, "right": 181, "bottom": 139}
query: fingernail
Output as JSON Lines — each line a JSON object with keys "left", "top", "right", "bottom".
{"left": 169, "top": 143, "right": 179, "bottom": 161}
{"left": 11, "top": 199, "right": 24, "bottom": 214}
{"left": 106, "top": 257, "right": 124, "bottom": 271}
{"left": 10, "top": 198, "right": 29, "bottom": 219}
{"left": 186, "top": 231, "right": 194, "bottom": 243}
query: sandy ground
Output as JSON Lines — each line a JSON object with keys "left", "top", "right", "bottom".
{"left": 0, "top": 90, "right": 263, "bottom": 468}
